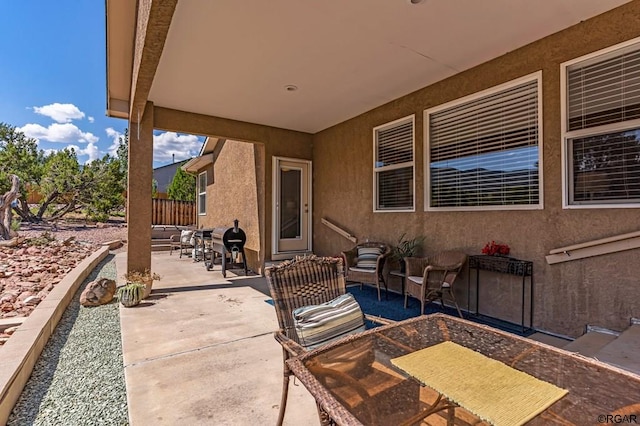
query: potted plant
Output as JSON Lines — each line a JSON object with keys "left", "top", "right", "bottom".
{"left": 123, "top": 269, "right": 161, "bottom": 299}
{"left": 116, "top": 282, "right": 146, "bottom": 307}
{"left": 391, "top": 233, "right": 425, "bottom": 273}
{"left": 481, "top": 241, "right": 510, "bottom": 256}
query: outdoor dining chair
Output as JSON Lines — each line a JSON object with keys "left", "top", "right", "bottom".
{"left": 404, "top": 251, "right": 467, "bottom": 317}
{"left": 265, "top": 255, "right": 393, "bottom": 426}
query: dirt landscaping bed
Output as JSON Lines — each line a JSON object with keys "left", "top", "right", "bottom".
{"left": 0, "top": 221, "right": 128, "bottom": 344}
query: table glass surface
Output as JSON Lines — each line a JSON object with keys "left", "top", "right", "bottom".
{"left": 287, "top": 314, "right": 640, "bottom": 426}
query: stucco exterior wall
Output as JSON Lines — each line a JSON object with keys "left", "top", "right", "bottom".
{"left": 195, "top": 137, "right": 312, "bottom": 274}
{"left": 195, "top": 141, "right": 261, "bottom": 273}
{"left": 311, "top": 2, "right": 640, "bottom": 337}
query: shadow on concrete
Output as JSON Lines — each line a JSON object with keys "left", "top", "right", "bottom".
{"left": 154, "top": 276, "right": 271, "bottom": 298}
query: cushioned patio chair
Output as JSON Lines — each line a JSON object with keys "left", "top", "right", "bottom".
{"left": 341, "top": 242, "right": 391, "bottom": 301}
{"left": 169, "top": 229, "right": 195, "bottom": 258}
{"left": 265, "top": 255, "right": 393, "bottom": 426}
{"left": 404, "top": 251, "right": 467, "bottom": 317}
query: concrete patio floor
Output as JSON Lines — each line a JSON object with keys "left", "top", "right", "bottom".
{"left": 114, "top": 252, "right": 319, "bottom": 425}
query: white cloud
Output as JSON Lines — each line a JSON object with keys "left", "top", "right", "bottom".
{"left": 19, "top": 123, "right": 98, "bottom": 144}
{"left": 88, "top": 116, "right": 95, "bottom": 123}
{"left": 153, "top": 132, "right": 202, "bottom": 164}
{"left": 104, "top": 129, "right": 202, "bottom": 164}
{"left": 79, "top": 142, "right": 100, "bottom": 163}
{"left": 106, "top": 127, "right": 121, "bottom": 138}
{"left": 106, "top": 127, "right": 123, "bottom": 156}
{"left": 60, "top": 142, "right": 100, "bottom": 164}
{"left": 33, "top": 103, "right": 85, "bottom": 123}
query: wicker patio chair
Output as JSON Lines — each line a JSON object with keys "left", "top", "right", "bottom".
{"left": 404, "top": 250, "right": 467, "bottom": 317}
{"left": 341, "top": 241, "right": 391, "bottom": 301}
{"left": 265, "top": 255, "right": 393, "bottom": 426}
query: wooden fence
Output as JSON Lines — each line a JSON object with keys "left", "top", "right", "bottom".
{"left": 152, "top": 199, "right": 196, "bottom": 226}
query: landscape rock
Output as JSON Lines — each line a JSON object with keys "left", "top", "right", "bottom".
{"left": 0, "top": 223, "right": 126, "bottom": 345}
{"left": 24, "top": 296, "right": 41, "bottom": 306}
{"left": 4, "top": 325, "right": 19, "bottom": 335}
{"left": 80, "top": 278, "right": 117, "bottom": 307}
{"left": 18, "top": 291, "right": 34, "bottom": 301}
{"left": 0, "top": 235, "right": 101, "bottom": 319}
{"left": 0, "top": 293, "right": 16, "bottom": 303}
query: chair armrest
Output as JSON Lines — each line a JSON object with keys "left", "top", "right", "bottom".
{"left": 274, "top": 330, "right": 305, "bottom": 357}
{"left": 170, "top": 234, "right": 180, "bottom": 243}
{"left": 375, "top": 250, "right": 390, "bottom": 271}
{"left": 341, "top": 248, "right": 358, "bottom": 267}
{"left": 364, "top": 314, "right": 396, "bottom": 326}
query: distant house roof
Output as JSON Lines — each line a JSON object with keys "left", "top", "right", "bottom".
{"left": 153, "top": 160, "right": 191, "bottom": 193}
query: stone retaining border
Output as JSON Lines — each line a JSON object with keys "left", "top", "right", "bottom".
{"left": 0, "top": 245, "right": 110, "bottom": 424}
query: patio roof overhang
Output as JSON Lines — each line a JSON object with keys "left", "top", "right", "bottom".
{"left": 105, "top": 0, "right": 632, "bottom": 134}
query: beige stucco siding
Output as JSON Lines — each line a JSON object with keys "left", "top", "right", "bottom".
{"left": 194, "top": 136, "right": 313, "bottom": 274}
{"left": 311, "top": 2, "right": 640, "bottom": 337}
{"left": 196, "top": 140, "right": 261, "bottom": 272}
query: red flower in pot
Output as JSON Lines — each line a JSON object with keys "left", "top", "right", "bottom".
{"left": 481, "top": 241, "right": 510, "bottom": 256}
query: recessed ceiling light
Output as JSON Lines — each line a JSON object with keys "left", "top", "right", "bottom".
{"left": 284, "top": 85, "right": 298, "bottom": 92}
{"left": 408, "top": 0, "right": 424, "bottom": 4}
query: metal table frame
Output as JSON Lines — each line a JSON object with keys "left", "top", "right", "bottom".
{"left": 467, "top": 255, "right": 533, "bottom": 333}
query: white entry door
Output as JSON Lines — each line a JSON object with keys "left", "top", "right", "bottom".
{"left": 273, "top": 157, "right": 312, "bottom": 258}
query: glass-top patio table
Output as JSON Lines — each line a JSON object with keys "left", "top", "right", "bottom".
{"left": 287, "top": 313, "right": 640, "bottom": 426}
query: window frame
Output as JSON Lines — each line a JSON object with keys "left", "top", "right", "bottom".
{"left": 372, "top": 115, "right": 416, "bottom": 213}
{"left": 424, "top": 72, "right": 544, "bottom": 212}
{"left": 198, "top": 171, "right": 207, "bottom": 215}
{"left": 561, "top": 36, "right": 640, "bottom": 209}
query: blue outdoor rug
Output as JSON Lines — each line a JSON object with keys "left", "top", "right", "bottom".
{"left": 346, "top": 284, "right": 449, "bottom": 322}
{"left": 265, "top": 284, "right": 533, "bottom": 337}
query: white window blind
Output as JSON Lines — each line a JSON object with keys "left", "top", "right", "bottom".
{"left": 567, "top": 47, "right": 640, "bottom": 131}
{"left": 428, "top": 78, "right": 540, "bottom": 209}
{"left": 564, "top": 41, "right": 640, "bottom": 206}
{"left": 374, "top": 117, "right": 414, "bottom": 211}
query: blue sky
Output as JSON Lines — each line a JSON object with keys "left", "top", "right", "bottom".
{"left": 0, "top": 1, "right": 203, "bottom": 168}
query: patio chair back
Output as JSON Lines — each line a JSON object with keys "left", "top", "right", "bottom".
{"left": 265, "top": 255, "right": 347, "bottom": 345}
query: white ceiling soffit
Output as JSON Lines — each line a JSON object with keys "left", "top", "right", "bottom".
{"left": 148, "top": 0, "right": 631, "bottom": 134}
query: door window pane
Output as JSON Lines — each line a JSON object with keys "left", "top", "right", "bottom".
{"left": 280, "top": 168, "right": 301, "bottom": 239}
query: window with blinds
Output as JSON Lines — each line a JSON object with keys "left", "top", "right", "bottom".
{"left": 198, "top": 171, "right": 207, "bottom": 215}
{"left": 426, "top": 74, "right": 541, "bottom": 210}
{"left": 373, "top": 116, "right": 414, "bottom": 212}
{"left": 564, "top": 39, "right": 640, "bottom": 206}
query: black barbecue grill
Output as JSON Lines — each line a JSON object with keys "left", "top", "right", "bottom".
{"left": 207, "top": 219, "right": 248, "bottom": 277}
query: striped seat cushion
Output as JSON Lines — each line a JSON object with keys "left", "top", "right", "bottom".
{"left": 293, "top": 293, "right": 366, "bottom": 350}
{"left": 356, "top": 247, "right": 382, "bottom": 269}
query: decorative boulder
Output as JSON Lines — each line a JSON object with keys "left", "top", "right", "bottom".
{"left": 80, "top": 278, "right": 117, "bottom": 307}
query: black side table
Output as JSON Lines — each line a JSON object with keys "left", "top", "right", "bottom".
{"left": 467, "top": 255, "right": 534, "bottom": 333}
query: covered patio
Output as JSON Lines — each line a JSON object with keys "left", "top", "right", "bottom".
{"left": 107, "top": 0, "right": 640, "bottom": 339}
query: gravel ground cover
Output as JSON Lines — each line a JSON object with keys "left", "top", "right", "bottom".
{"left": 7, "top": 255, "right": 128, "bottom": 426}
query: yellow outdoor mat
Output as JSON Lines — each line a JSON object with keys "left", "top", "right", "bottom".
{"left": 391, "top": 341, "right": 568, "bottom": 426}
